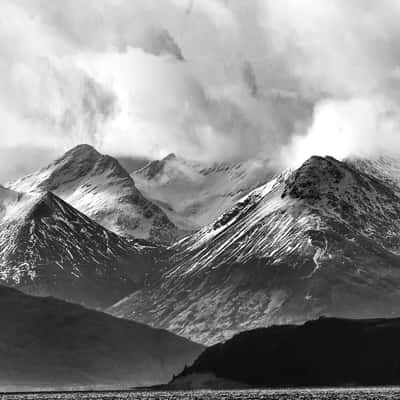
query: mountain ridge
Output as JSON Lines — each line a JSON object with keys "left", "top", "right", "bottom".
{"left": 0, "top": 189, "right": 160, "bottom": 309}
{"left": 8, "top": 144, "right": 180, "bottom": 244}
{"left": 109, "top": 155, "right": 400, "bottom": 345}
{"left": 133, "top": 153, "right": 276, "bottom": 230}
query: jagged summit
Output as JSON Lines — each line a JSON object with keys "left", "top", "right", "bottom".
{"left": 110, "top": 155, "right": 400, "bottom": 345}
{"left": 62, "top": 144, "right": 133, "bottom": 180}
{"left": 8, "top": 145, "right": 180, "bottom": 243}
{"left": 283, "top": 155, "right": 360, "bottom": 201}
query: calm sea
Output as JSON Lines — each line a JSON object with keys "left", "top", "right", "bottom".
{"left": 1, "top": 388, "right": 400, "bottom": 400}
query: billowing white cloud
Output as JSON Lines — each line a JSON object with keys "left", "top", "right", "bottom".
{"left": 259, "top": 0, "right": 400, "bottom": 165}
{"left": 1, "top": 0, "right": 400, "bottom": 180}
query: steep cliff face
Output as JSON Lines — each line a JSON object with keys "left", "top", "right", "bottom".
{"left": 110, "top": 156, "right": 400, "bottom": 345}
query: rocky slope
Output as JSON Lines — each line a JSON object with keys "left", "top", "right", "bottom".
{"left": 0, "top": 188, "right": 160, "bottom": 309}
{"left": 133, "top": 153, "right": 276, "bottom": 230}
{"left": 0, "top": 284, "right": 203, "bottom": 391}
{"left": 171, "top": 317, "right": 400, "bottom": 388}
{"left": 8, "top": 145, "right": 180, "bottom": 243}
{"left": 110, "top": 155, "right": 400, "bottom": 345}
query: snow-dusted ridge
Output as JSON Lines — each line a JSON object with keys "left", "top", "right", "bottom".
{"left": 109, "top": 155, "right": 400, "bottom": 345}
{"left": 8, "top": 144, "right": 180, "bottom": 244}
{"left": 133, "top": 153, "right": 277, "bottom": 230}
{"left": 0, "top": 188, "right": 161, "bottom": 309}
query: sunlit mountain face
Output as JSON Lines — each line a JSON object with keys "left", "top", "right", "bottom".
{"left": 8, "top": 145, "right": 181, "bottom": 244}
{"left": 110, "top": 155, "right": 400, "bottom": 345}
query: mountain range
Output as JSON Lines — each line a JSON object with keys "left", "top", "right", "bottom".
{"left": 133, "top": 153, "right": 276, "bottom": 230}
{"left": 8, "top": 145, "right": 180, "bottom": 244}
{"left": 110, "top": 155, "right": 400, "bottom": 345}
{"left": 2, "top": 143, "right": 400, "bottom": 388}
{"left": 1, "top": 145, "right": 271, "bottom": 310}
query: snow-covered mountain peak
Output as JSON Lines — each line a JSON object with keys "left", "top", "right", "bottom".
{"left": 109, "top": 155, "right": 400, "bottom": 345}
{"left": 174, "top": 154, "right": 400, "bottom": 273}
{"left": 90, "top": 154, "right": 132, "bottom": 179}
{"left": 61, "top": 143, "right": 101, "bottom": 161}
{"left": 283, "top": 155, "right": 352, "bottom": 202}
{"left": 0, "top": 188, "right": 161, "bottom": 308}
{"left": 135, "top": 153, "right": 203, "bottom": 184}
{"left": 9, "top": 144, "right": 134, "bottom": 194}
{"left": 163, "top": 152, "right": 177, "bottom": 162}
{"left": 8, "top": 145, "right": 180, "bottom": 243}
{"left": 133, "top": 154, "right": 277, "bottom": 229}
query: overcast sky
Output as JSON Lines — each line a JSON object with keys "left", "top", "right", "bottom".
{"left": 1, "top": 0, "right": 400, "bottom": 181}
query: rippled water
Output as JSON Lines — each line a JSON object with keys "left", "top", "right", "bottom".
{"left": 2, "top": 388, "right": 400, "bottom": 400}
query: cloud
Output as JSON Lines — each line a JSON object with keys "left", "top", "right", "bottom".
{"left": 0, "top": 0, "right": 311, "bottom": 171}
{"left": 2, "top": 0, "right": 400, "bottom": 180}
{"left": 281, "top": 96, "right": 400, "bottom": 167}
{"left": 258, "top": 0, "right": 400, "bottom": 164}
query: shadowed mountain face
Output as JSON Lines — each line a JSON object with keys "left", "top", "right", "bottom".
{"left": 171, "top": 317, "right": 400, "bottom": 388}
{"left": 109, "top": 156, "right": 400, "bottom": 345}
{"left": 0, "top": 285, "right": 203, "bottom": 391}
{"left": 0, "top": 188, "right": 162, "bottom": 309}
{"left": 8, "top": 145, "right": 180, "bottom": 244}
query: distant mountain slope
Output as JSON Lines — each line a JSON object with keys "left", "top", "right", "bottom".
{"left": 171, "top": 317, "right": 400, "bottom": 388}
{"left": 0, "top": 285, "right": 203, "bottom": 391}
{"left": 0, "top": 189, "right": 160, "bottom": 309}
{"left": 110, "top": 155, "right": 400, "bottom": 345}
{"left": 8, "top": 145, "right": 180, "bottom": 243}
{"left": 133, "top": 153, "right": 276, "bottom": 230}
{"left": 349, "top": 155, "right": 400, "bottom": 193}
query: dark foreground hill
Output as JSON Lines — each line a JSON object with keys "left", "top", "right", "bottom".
{"left": 0, "top": 285, "right": 203, "bottom": 392}
{"left": 171, "top": 317, "right": 400, "bottom": 389}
